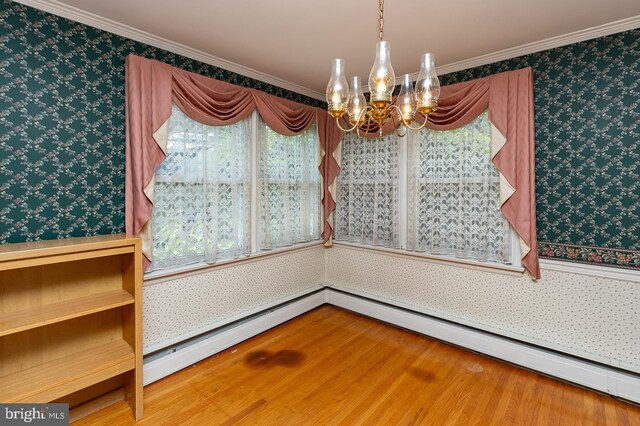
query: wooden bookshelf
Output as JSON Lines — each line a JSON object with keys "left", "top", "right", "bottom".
{"left": 0, "top": 234, "right": 143, "bottom": 420}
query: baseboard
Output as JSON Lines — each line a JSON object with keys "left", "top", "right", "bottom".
{"left": 325, "top": 288, "right": 640, "bottom": 404}
{"left": 143, "top": 290, "right": 326, "bottom": 385}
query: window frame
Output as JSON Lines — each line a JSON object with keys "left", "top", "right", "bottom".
{"left": 145, "top": 110, "right": 323, "bottom": 279}
{"left": 334, "top": 120, "right": 523, "bottom": 272}
{"left": 398, "top": 129, "right": 522, "bottom": 268}
{"left": 332, "top": 130, "right": 400, "bottom": 248}
{"left": 256, "top": 118, "right": 322, "bottom": 250}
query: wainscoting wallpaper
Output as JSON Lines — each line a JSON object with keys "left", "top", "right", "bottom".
{"left": 143, "top": 246, "right": 325, "bottom": 352}
{"left": 439, "top": 29, "right": 640, "bottom": 269}
{"left": 326, "top": 245, "right": 640, "bottom": 372}
{"left": 0, "top": 0, "right": 323, "bottom": 244}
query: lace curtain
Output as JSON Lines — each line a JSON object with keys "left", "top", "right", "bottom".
{"left": 150, "top": 105, "right": 251, "bottom": 270}
{"left": 258, "top": 117, "right": 321, "bottom": 249}
{"left": 407, "top": 111, "right": 512, "bottom": 262}
{"left": 333, "top": 131, "right": 399, "bottom": 247}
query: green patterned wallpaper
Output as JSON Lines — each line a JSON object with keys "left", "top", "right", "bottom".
{"left": 439, "top": 29, "right": 640, "bottom": 269}
{"left": 0, "top": 0, "right": 322, "bottom": 244}
{"left": 1, "top": 1, "right": 639, "bottom": 269}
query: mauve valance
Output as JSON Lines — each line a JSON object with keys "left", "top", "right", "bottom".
{"left": 355, "top": 68, "right": 540, "bottom": 278}
{"left": 125, "top": 54, "right": 538, "bottom": 278}
{"left": 124, "top": 54, "right": 341, "bottom": 269}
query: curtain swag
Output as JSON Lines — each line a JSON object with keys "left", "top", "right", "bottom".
{"left": 125, "top": 54, "right": 341, "bottom": 270}
{"left": 358, "top": 68, "right": 540, "bottom": 278}
{"left": 125, "top": 55, "right": 538, "bottom": 279}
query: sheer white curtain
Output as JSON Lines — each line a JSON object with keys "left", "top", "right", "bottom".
{"left": 407, "top": 111, "right": 512, "bottom": 262}
{"left": 258, "top": 117, "right": 321, "bottom": 249}
{"left": 334, "top": 131, "right": 399, "bottom": 247}
{"left": 150, "top": 104, "right": 251, "bottom": 270}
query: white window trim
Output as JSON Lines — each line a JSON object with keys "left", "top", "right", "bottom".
{"left": 510, "top": 228, "right": 523, "bottom": 268}
{"left": 398, "top": 129, "right": 408, "bottom": 249}
{"left": 250, "top": 110, "right": 259, "bottom": 254}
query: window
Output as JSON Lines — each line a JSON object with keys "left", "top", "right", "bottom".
{"left": 407, "top": 111, "right": 512, "bottom": 263}
{"left": 334, "top": 111, "right": 518, "bottom": 266}
{"left": 333, "top": 131, "right": 399, "bottom": 247}
{"left": 258, "top": 117, "right": 321, "bottom": 249}
{"left": 150, "top": 105, "right": 251, "bottom": 270}
{"left": 149, "top": 106, "right": 321, "bottom": 272}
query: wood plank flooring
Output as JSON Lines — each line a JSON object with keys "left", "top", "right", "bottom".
{"left": 76, "top": 306, "right": 640, "bottom": 425}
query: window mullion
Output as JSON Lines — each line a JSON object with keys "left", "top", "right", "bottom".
{"left": 399, "top": 128, "right": 408, "bottom": 250}
{"left": 250, "top": 110, "right": 259, "bottom": 254}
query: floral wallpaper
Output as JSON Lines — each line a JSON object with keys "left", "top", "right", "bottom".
{"left": 0, "top": 0, "right": 322, "bottom": 244}
{"left": 440, "top": 29, "right": 640, "bottom": 269}
{"left": 1, "top": 0, "right": 638, "bottom": 270}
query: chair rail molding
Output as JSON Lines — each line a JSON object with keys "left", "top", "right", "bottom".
{"left": 540, "top": 258, "right": 640, "bottom": 283}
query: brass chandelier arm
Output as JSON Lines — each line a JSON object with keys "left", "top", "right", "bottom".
{"left": 388, "top": 105, "right": 430, "bottom": 132}
{"left": 390, "top": 113, "right": 407, "bottom": 138}
{"left": 334, "top": 105, "right": 374, "bottom": 132}
{"left": 402, "top": 117, "right": 430, "bottom": 131}
{"left": 335, "top": 104, "right": 430, "bottom": 136}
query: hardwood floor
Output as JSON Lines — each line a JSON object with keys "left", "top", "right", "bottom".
{"left": 77, "top": 306, "right": 640, "bottom": 425}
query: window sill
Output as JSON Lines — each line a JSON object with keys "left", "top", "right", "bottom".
{"left": 331, "top": 241, "right": 525, "bottom": 277}
{"left": 144, "top": 240, "right": 325, "bottom": 286}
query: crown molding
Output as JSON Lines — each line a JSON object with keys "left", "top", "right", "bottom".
{"left": 417, "top": 14, "right": 640, "bottom": 79}
{"left": 12, "top": 0, "right": 326, "bottom": 101}
{"left": 12, "top": 1, "right": 640, "bottom": 98}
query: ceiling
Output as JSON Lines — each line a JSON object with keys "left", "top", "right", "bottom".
{"left": 40, "top": 0, "right": 640, "bottom": 97}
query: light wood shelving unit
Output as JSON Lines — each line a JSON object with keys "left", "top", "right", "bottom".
{"left": 0, "top": 234, "right": 143, "bottom": 420}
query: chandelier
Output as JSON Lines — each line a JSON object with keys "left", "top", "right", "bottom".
{"left": 325, "top": 0, "right": 441, "bottom": 137}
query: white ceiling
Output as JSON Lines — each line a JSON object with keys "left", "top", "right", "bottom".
{"left": 37, "top": 0, "right": 640, "bottom": 97}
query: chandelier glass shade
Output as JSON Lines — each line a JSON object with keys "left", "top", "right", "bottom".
{"left": 325, "top": 0, "right": 441, "bottom": 137}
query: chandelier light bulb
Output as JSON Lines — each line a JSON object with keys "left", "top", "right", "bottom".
{"left": 397, "top": 74, "right": 417, "bottom": 124}
{"left": 415, "top": 53, "right": 440, "bottom": 114}
{"left": 326, "top": 58, "right": 349, "bottom": 117}
{"left": 347, "top": 76, "right": 367, "bottom": 125}
{"left": 368, "top": 41, "right": 395, "bottom": 107}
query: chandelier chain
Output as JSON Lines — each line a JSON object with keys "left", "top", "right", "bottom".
{"left": 379, "top": 0, "right": 384, "bottom": 41}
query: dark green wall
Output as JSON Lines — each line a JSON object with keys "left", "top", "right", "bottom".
{"left": 1, "top": 1, "right": 638, "bottom": 269}
{"left": 439, "top": 29, "right": 640, "bottom": 269}
{"left": 0, "top": 0, "right": 322, "bottom": 245}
